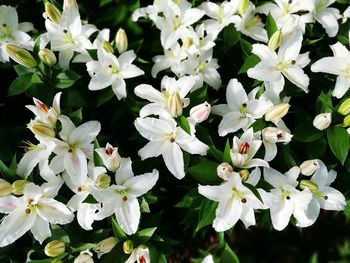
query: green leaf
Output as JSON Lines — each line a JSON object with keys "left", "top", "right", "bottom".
{"left": 69, "top": 107, "right": 83, "bottom": 125}
{"left": 0, "top": 160, "right": 17, "bottom": 180}
{"left": 71, "top": 243, "right": 97, "bottom": 253}
{"left": 316, "top": 91, "right": 333, "bottom": 113}
{"left": 239, "top": 38, "right": 252, "bottom": 56}
{"left": 177, "top": 116, "right": 191, "bottom": 135}
{"left": 54, "top": 70, "right": 81, "bottom": 89}
{"left": 266, "top": 12, "right": 278, "bottom": 39}
{"left": 196, "top": 198, "right": 217, "bottom": 232}
{"left": 223, "top": 139, "right": 231, "bottom": 163}
{"left": 140, "top": 197, "right": 150, "bottom": 213}
{"left": 187, "top": 158, "right": 221, "bottom": 184}
{"left": 86, "top": 49, "right": 98, "bottom": 60}
{"left": 238, "top": 54, "right": 259, "bottom": 74}
{"left": 327, "top": 126, "right": 349, "bottom": 165}
{"left": 14, "top": 64, "right": 33, "bottom": 76}
{"left": 93, "top": 140, "right": 104, "bottom": 167}
{"left": 112, "top": 217, "right": 127, "bottom": 240}
{"left": 209, "top": 145, "right": 224, "bottom": 163}
{"left": 189, "top": 85, "right": 207, "bottom": 106}
{"left": 31, "top": 72, "right": 43, "bottom": 84}
{"left": 243, "top": 182, "right": 263, "bottom": 202}
{"left": 293, "top": 121, "right": 324, "bottom": 142}
{"left": 97, "top": 88, "right": 115, "bottom": 107}
{"left": 220, "top": 243, "right": 240, "bottom": 263}
{"left": 7, "top": 73, "right": 33, "bottom": 96}
{"left": 134, "top": 227, "right": 157, "bottom": 244}
{"left": 49, "top": 224, "right": 70, "bottom": 245}
{"left": 223, "top": 24, "right": 241, "bottom": 50}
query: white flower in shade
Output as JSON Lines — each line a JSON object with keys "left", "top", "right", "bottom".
{"left": 201, "top": 255, "right": 214, "bottom": 263}
{"left": 0, "top": 183, "right": 74, "bottom": 247}
{"left": 134, "top": 75, "right": 196, "bottom": 118}
{"left": 135, "top": 112, "right": 208, "bottom": 179}
{"left": 95, "top": 143, "right": 122, "bottom": 172}
{"left": 41, "top": 1, "right": 97, "bottom": 68}
{"left": 262, "top": 167, "right": 313, "bottom": 231}
{"left": 310, "top": 0, "right": 341, "bottom": 37}
{"left": 198, "top": 172, "right": 264, "bottom": 232}
{"left": 180, "top": 49, "right": 221, "bottom": 90}
{"left": 261, "top": 126, "right": 293, "bottom": 162}
{"left": 0, "top": 5, "right": 34, "bottom": 62}
{"left": 87, "top": 48, "right": 144, "bottom": 100}
{"left": 212, "top": 78, "right": 273, "bottom": 136}
{"left": 200, "top": 1, "right": 239, "bottom": 38}
{"left": 301, "top": 159, "right": 346, "bottom": 226}
{"left": 233, "top": 3, "right": 268, "bottom": 43}
{"left": 230, "top": 128, "right": 269, "bottom": 168}
{"left": 125, "top": 245, "right": 151, "bottom": 263}
{"left": 49, "top": 115, "right": 101, "bottom": 186}
{"left": 313, "top": 112, "right": 331, "bottom": 130}
{"left": 91, "top": 158, "right": 159, "bottom": 235}
{"left": 342, "top": 6, "right": 350, "bottom": 23}
{"left": 247, "top": 32, "right": 310, "bottom": 96}
{"left": 153, "top": 1, "right": 205, "bottom": 49}
{"left": 311, "top": 42, "right": 350, "bottom": 98}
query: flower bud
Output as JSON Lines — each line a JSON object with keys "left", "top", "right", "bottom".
{"left": 64, "top": 0, "right": 78, "bottom": 9}
{"left": 313, "top": 113, "right": 331, "bottom": 131}
{"left": 299, "top": 159, "right": 319, "bottom": 176}
{"left": 2, "top": 44, "right": 37, "bottom": 68}
{"left": 343, "top": 115, "right": 350, "bottom": 127}
{"left": 115, "top": 28, "right": 128, "bottom": 54}
{"left": 94, "top": 237, "right": 118, "bottom": 259}
{"left": 338, "top": 98, "right": 350, "bottom": 115}
{"left": 190, "top": 101, "right": 211, "bottom": 123}
{"left": 265, "top": 103, "right": 290, "bottom": 123}
{"left": 0, "top": 179, "right": 13, "bottom": 197}
{"left": 239, "top": 169, "right": 250, "bottom": 181}
{"left": 28, "top": 119, "right": 56, "bottom": 138}
{"left": 299, "top": 180, "right": 318, "bottom": 193}
{"left": 217, "top": 162, "right": 233, "bottom": 181}
{"left": 95, "top": 143, "right": 122, "bottom": 172}
{"left": 12, "top": 180, "right": 29, "bottom": 195}
{"left": 96, "top": 174, "right": 111, "bottom": 189}
{"left": 262, "top": 127, "right": 292, "bottom": 143}
{"left": 268, "top": 30, "right": 282, "bottom": 51}
{"left": 39, "top": 48, "right": 57, "bottom": 66}
{"left": 167, "top": 92, "right": 183, "bottom": 117}
{"left": 123, "top": 240, "right": 134, "bottom": 254}
{"left": 238, "top": 0, "right": 249, "bottom": 16}
{"left": 44, "top": 240, "right": 65, "bottom": 257}
{"left": 102, "top": 41, "right": 114, "bottom": 53}
{"left": 73, "top": 254, "right": 94, "bottom": 263}
{"left": 44, "top": 2, "right": 61, "bottom": 24}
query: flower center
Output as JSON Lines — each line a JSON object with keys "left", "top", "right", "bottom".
{"left": 139, "top": 256, "right": 146, "bottom": 263}
{"left": 280, "top": 187, "right": 293, "bottom": 201}
{"left": 239, "top": 142, "right": 250, "bottom": 154}
{"left": 231, "top": 186, "right": 246, "bottom": 203}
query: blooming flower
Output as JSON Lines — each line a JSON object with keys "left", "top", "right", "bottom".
{"left": 198, "top": 172, "right": 264, "bottom": 232}
{"left": 92, "top": 158, "right": 159, "bottom": 235}
{"left": 135, "top": 112, "right": 208, "bottom": 179}
{"left": 125, "top": 245, "right": 151, "bottom": 263}
{"left": 0, "top": 183, "right": 74, "bottom": 247}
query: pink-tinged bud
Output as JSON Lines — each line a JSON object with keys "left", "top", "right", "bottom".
{"left": 190, "top": 101, "right": 211, "bottom": 123}
{"left": 0, "top": 179, "right": 13, "bottom": 197}
{"left": 313, "top": 113, "right": 331, "bottom": 131}
{"left": 3, "top": 44, "right": 37, "bottom": 68}
{"left": 299, "top": 159, "right": 319, "bottom": 176}
{"left": 238, "top": 142, "right": 250, "bottom": 154}
{"left": 262, "top": 127, "right": 293, "bottom": 143}
{"left": 95, "top": 143, "right": 121, "bottom": 172}
{"left": 115, "top": 28, "right": 128, "bottom": 54}
{"left": 265, "top": 103, "right": 290, "bottom": 123}
{"left": 217, "top": 162, "right": 233, "bottom": 180}
{"left": 167, "top": 92, "right": 183, "bottom": 117}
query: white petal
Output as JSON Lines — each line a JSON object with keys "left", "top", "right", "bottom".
{"left": 247, "top": 62, "right": 281, "bottom": 81}
{"left": 270, "top": 201, "right": 293, "bottom": 231}
{"left": 319, "top": 186, "right": 346, "bottom": 210}
{"left": 139, "top": 103, "right": 164, "bottom": 118}
{"left": 118, "top": 50, "right": 136, "bottom": 65}
{"left": 218, "top": 112, "right": 248, "bottom": 136}
{"left": 115, "top": 197, "right": 140, "bottom": 235}
{"left": 59, "top": 49, "right": 74, "bottom": 69}
{"left": 311, "top": 57, "right": 346, "bottom": 75}
{"left": 293, "top": 190, "right": 313, "bottom": 227}
{"left": 198, "top": 185, "right": 225, "bottom": 202}
{"left": 124, "top": 169, "right": 159, "bottom": 197}
{"left": 0, "top": 195, "right": 18, "bottom": 213}
{"left": 138, "top": 141, "right": 164, "bottom": 160}
{"left": 240, "top": 207, "right": 256, "bottom": 228}
{"left": 316, "top": 9, "right": 339, "bottom": 37}
{"left": 278, "top": 32, "right": 302, "bottom": 62}
{"left": 112, "top": 79, "right": 127, "bottom": 100}
{"left": 64, "top": 149, "right": 88, "bottom": 186}
{"left": 134, "top": 117, "right": 173, "bottom": 141}
{"left": 304, "top": 198, "right": 320, "bottom": 226}
{"left": 69, "top": 121, "right": 101, "bottom": 145}
{"left": 330, "top": 42, "right": 348, "bottom": 57}
{"left": 226, "top": 79, "right": 248, "bottom": 111}
{"left": 333, "top": 75, "right": 350, "bottom": 98}
{"left": 263, "top": 141, "right": 277, "bottom": 162}
{"left": 282, "top": 65, "right": 309, "bottom": 92}
{"left": 115, "top": 158, "right": 134, "bottom": 185}
{"left": 134, "top": 84, "right": 164, "bottom": 103}
{"left": 162, "top": 142, "right": 185, "bottom": 179}
{"left": 178, "top": 137, "right": 208, "bottom": 155}
{"left": 58, "top": 115, "right": 76, "bottom": 141}
{"left": 77, "top": 203, "right": 100, "bottom": 230}
{"left": 30, "top": 217, "right": 51, "bottom": 244}
{"left": 251, "top": 44, "right": 278, "bottom": 63}
{"left": 67, "top": 193, "right": 88, "bottom": 211}
{"left": 246, "top": 167, "right": 261, "bottom": 186}
{"left": 88, "top": 74, "right": 112, "bottom": 91}
{"left": 37, "top": 198, "right": 74, "bottom": 224}
{"left": 213, "top": 198, "right": 242, "bottom": 232}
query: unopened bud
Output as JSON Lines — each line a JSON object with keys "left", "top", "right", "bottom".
{"left": 238, "top": 0, "right": 249, "bottom": 16}
{"left": 28, "top": 120, "right": 56, "bottom": 138}
{"left": 95, "top": 143, "right": 122, "bottom": 172}
{"left": 343, "top": 115, "right": 350, "bottom": 127}
{"left": 39, "top": 48, "right": 57, "bottom": 66}
{"left": 64, "top": 0, "right": 78, "bottom": 9}
{"left": 3, "top": 44, "right": 37, "bottom": 68}
{"left": 167, "top": 92, "right": 183, "bottom": 117}
{"left": 94, "top": 237, "right": 118, "bottom": 259}
{"left": 268, "top": 30, "right": 282, "bottom": 51}
{"left": 12, "top": 180, "right": 29, "bottom": 195}
{"left": 96, "top": 174, "right": 111, "bottom": 189}
{"left": 73, "top": 254, "right": 93, "bottom": 263}
{"left": 338, "top": 98, "right": 350, "bottom": 115}
{"left": 190, "top": 101, "right": 211, "bottom": 123}
{"left": 313, "top": 113, "right": 331, "bottom": 131}
{"left": 239, "top": 169, "right": 250, "bottom": 181}
{"left": 299, "top": 180, "right": 318, "bottom": 193}
{"left": 102, "top": 41, "right": 114, "bottom": 53}
{"left": 123, "top": 240, "right": 134, "bottom": 254}
{"left": 0, "top": 179, "right": 13, "bottom": 197}
{"left": 115, "top": 28, "right": 128, "bottom": 54}
{"left": 45, "top": 240, "right": 65, "bottom": 257}
{"left": 300, "top": 159, "right": 319, "bottom": 176}
{"left": 217, "top": 162, "right": 233, "bottom": 181}
{"left": 44, "top": 2, "right": 61, "bottom": 24}
{"left": 265, "top": 103, "right": 290, "bottom": 123}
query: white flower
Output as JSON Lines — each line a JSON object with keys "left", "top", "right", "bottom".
{"left": 311, "top": 42, "right": 350, "bottom": 98}
{"left": 134, "top": 75, "right": 196, "bottom": 118}
{"left": 0, "top": 183, "right": 74, "bottom": 247}
{"left": 212, "top": 78, "right": 273, "bottom": 136}
{"left": 198, "top": 172, "right": 264, "bottom": 232}
{"left": 95, "top": 143, "right": 122, "bottom": 172}
{"left": 92, "top": 158, "right": 159, "bottom": 235}
{"left": 302, "top": 159, "right": 346, "bottom": 226}
{"left": 50, "top": 115, "right": 101, "bottom": 186}
{"left": 248, "top": 32, "right": 310, "bottom": 96}
{"left": 135, "top": 112, "right": 208, "bottom": 179}
{"left": 87, "top": 49, "right": 144, "bottom": 100}
{"left": 202, "top": 255, "right": 214, "bottom": 263}
{"left": 262, "top": 167, "right": 313, "bottom": 231}
{"left": 0, "top": 5, "right": 34, "bottom": 62}
{"left": 313, "top": 112, "right": 331, "bottom": 130}
{"left": 230, "top": 128, "right": 269, "bottom": 168}
{"left": 125, "top": 245, "right": 151, "bottom": 263}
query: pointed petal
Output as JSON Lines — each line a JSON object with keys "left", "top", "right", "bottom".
{"left": 282, "top": 65, "right": 309, "bottom": 92}
{"left": 115, "top": 197, "right": 140, "bottom": 235}
{"left": 134, "top": 84, "right": 165, "bottom": 103}
{"left": 115, "top": 158, "right": 134, "bottom": 185}
{"left": 218, "top": 112, "right": 248, "bottom": 136}
{"left": 162, "top": 142, "right": 185, "bottom": 179}
{"left": 138, "top": 141, "right": 163, "bottom": 160}
{"left": 37, "top": 198, "right": 74, "bottom": 224}
{"left": 319, "top": 186, "right": 346, "bottom": 210}
{"left": 112, "top": 79, "right": 127, "bottom": 100}
{"left": 213, "top": 198, "right": 242, "bottom": 232}
{"left": 64, "top": 149, "right": 88, "bottom": 186}
{"left": 0, "top": 195, "right": 18, "bottom": 213}
{"left": 270, "top": 200, "right": 293, "bottom": 231}
{"left": 198, "top": 185, "right": 225, "bottom": 202}
{"left": 30, "top": 217, "right": 51, "bottom": 244}
{"left": 240, "top": 207, "right": 256, "bottom": 228}
{"left": 59, "top": 49, "right": 74, "bottom": 69}
{"left": 134, "top": 117, "right": 173, "bottom": 140}
{"left": 124, "top": 169, "right": 159, "bottom": 197}
{"left": 333, "top": 75, "right": 350, "bottom": 98}
{"left": 77, "top": 203, "right": 100, "bottom": 230}
{"left": 69, "top": 121, "right": 101, "bottom": 145}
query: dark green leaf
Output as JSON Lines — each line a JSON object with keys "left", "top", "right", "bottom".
{"left": 189, "top": 85, "right": 207, "bottom": 106}
{"left": 112, "top": 217, "right": 127, "bottom": 240}
{"left": 187, "top": 158, "right": 221, "bottom": 184}
{"left": 134, "top": 227, "right": 157, "bottom": 244}
{"left": 54, "top": 70, "right": 81, "bottom": 89}
{"left": 316, "top": 91, "right": 333, "bottom": 113}
{"left": 223, "top": 139, "right": 231, "bottom": 163}
{"left": 49, "top": 224, "right": 70, "bottom": 245}
{"left": 7, "top": 73, "right": 33, "bottom": 96}
{"left": 238, "top": 54, "right": 259, "bottom": 74}
{"left": 223, "top": 24, "right": 241, "bottom": 50}
{"left": 327, "top": 126, "right": 349, "bottom": 165}
{"left": 177, "top": 116, "right": 191, "bottom": 135}
{"left": 243, "top": 182, "right": 263, "bottom": 202}
{"left": 266, "top": 12, "right": 278, "bottom": 39}
{"left": 196, "top": 198, "right": 217, "bottom": 232}
{"left": 14, "top": 65, "right": 33, "bottom": 75}
{"left": 293, "top": 121, "right": 324, "bottom": 142}
{"left": 220, "top": 243, "right": 240, "bottom": 263}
